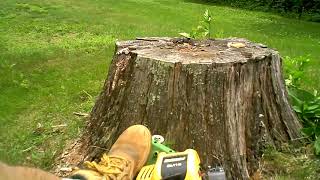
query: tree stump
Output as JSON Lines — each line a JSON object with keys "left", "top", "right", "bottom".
{"left": 64, "top": 37, "right": 302, "bottom": 179}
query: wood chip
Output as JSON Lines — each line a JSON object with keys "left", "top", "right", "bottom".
{"left": 117, "top": 48, "right": 130, "bottom": 55}
{"left": 227, "top": 42, "right": 246, "bottom": 48}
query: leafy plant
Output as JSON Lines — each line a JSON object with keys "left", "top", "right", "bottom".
{"left": 285, "top": 55, "right": 320, "bottom": 155}
{"left": 179, "top": 9, "right": 212, "bottom": 39}
{"left": 288, "top": 88, "right": 320, "bottom": 155}
{"left": 284, "top": 55, "right": 310, "bottom": 87}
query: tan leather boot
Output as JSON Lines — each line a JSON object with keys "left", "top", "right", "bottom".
{"left": 72, "top": 124, "right": 151, "bottom": 180}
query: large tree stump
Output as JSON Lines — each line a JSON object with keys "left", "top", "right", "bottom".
{"left": 64, "top": 37, "right": 302, "bottom": 179}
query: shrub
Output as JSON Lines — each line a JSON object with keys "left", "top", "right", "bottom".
{"left": 284, "top": 55, "right": 320, "bottom": 155}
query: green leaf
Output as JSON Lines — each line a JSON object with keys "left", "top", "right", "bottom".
{"left": 292, "top": 105, "right": 302, "bottom": 113}
{"left": 307, "top": 104, "right": 320, "bottom": 111}
{"left": 203, "top": 31, "right": 209, "bottom": 37}
{"left": 196, "top": 25, "right": 206, "bottom": 32}
{"left": 303, "top": 112, "right": 317, "bottom": 119}
{"left": 179, "top": 32, "right": 191, "bottom": 39}
{"left": 314, "top": 137, "right": 320, "bottom": 155}
{"left": 313, "top": 90, "right": 318, "bottom": 97}
{"left": 288, "top": 89, "right": 303, "bottom": 107}
{"left": 289, "top": 87, "right": 315, "bottom": 102}
{"left": 301, "top": 127, "right": 315, "bottom": 137}
{"left": 203, "top": 9, "right": 212, "bottom": 23}
{"left": 315, "top": 126, "right": 320, "bottom": 137}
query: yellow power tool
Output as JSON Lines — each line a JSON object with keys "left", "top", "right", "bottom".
{"left": 136, "top": 149, "right": 202, "bottom": 180}
{"left": 136, "top": 134, "right": 202, "bottom": 180}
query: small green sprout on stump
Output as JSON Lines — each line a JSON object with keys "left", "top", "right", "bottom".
{"left": 179, "top": 9, "right": 212, "bottom": 39}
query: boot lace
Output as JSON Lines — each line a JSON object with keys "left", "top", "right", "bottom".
{"left": 84, "top": 154, "right": 131, "bottom": 180}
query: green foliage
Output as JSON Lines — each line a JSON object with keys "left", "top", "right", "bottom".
{"left": 284, "top": 55, "right": 310, "bottom": 87}
{"left": 179, "top": 9, "right": 212, "bottom": 39}
{"left": 285, "top": 55, "right": 320, "bottom": 155}
{"left": 288, "top": 88, "right": 320, "bottom": 155}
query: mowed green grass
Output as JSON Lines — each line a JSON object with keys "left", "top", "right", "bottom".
{"left": 0, "top": 0, "right": 319, "bottom": 169}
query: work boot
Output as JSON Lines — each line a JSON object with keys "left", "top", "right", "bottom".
{"left": 71, "top": 124, "right": 151, "bottom": 180}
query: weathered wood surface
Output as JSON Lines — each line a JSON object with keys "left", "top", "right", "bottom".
{"left": 58, "top": 37, "right": 302, "bottom": 179}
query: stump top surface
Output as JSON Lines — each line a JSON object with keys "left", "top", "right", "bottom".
{"left": 116, "top": 37, "right": 276, "bottom": 64}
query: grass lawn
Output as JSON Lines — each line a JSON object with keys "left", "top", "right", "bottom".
{"left": 0, "top": 0, "right": 319, "bottom": 174}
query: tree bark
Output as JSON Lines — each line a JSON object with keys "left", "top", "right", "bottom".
{"left": 60, "top": 37, "right": 302, "bottom": 179}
